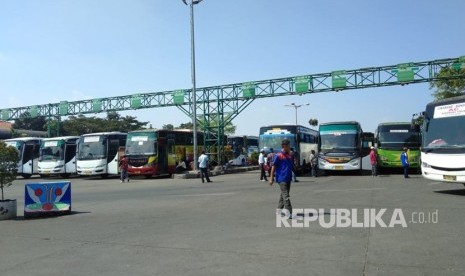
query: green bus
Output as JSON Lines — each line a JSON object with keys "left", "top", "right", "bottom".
{"left": 374, "top": 122, "right": 421, "bottom": 171}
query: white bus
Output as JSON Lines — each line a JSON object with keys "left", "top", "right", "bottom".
{"left": 38, "top": 136, "right": 80, "bottom": 178}
{"left": 318, "top": 121, "right": 373, "bottom": 173}
{"left": 4, "top": 137, "right": 42, "bottom": 179}
{"left": 76, "top": 132, "right": 127, "bottom": 177}
{"left": 421, "top": 95, "right": 465, "bottom": 184}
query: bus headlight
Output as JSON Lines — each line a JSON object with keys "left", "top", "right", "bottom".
{"left": 422, "top": 162, "right": 431, "bottom": 168}
{"left": 349, "top": 159, "right": 359, "bottom": 166}
{"left": 380, "top": 156, "right": 388, "bottom": 161}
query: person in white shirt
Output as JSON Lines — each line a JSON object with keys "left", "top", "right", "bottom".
{"left": 198, "top": 151, "right": 212, "bottom": 183}
{"left": 258, "top": 149, "right": 268, "bottom": 181}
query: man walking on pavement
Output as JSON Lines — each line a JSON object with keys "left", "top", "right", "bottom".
{"left": 269, "top": 139, "right": 295, "bottom": 219}
{"left": 198, "top": 150, "right": 212, "bottom": 183}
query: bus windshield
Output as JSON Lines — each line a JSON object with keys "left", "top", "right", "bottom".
{"left": 319, "top": 125, "right": 359, "bottom": 150}
{"left": 78, "top": 136, "right": 107, "bottom": 160}
{"left": 378, "top": 125, "right": 420, "bottom": 149}
{"left": 40, "top": 140, "right": 64, "bottom": 161}
{"left": 5, "top": 141, "right": 22, "bottom": 152}
{"left": 259, "top": 134, "right": 296, "bottom": 152}
{"left": 126, "top": 133, "right": 156, "bottom": 155}
{"left": 423, "top": 116, "right": 465, "bottom": 149}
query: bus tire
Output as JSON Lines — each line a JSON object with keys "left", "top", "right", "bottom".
{"left": 22, "top": 174, "right": 32, "bottom": 179}
{"left": 100, "top": 174, "right": 108, "bottom": 179}
{"left": 241, "top": 158, "right": 246, "bottom": 166}
{"left": 60, "top": 173, "right": 70, "bottom": 178}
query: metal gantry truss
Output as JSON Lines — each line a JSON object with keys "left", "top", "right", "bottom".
{"left": 2, "top": 56, "right": 464, "bottom": 163}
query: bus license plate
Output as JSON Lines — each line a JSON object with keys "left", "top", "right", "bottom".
{"left": 83, "top": 171, "right": 92, "bottom": 175}
{"left": 443, "top": 175, "right": 456, "bottom": 181}
{"left": 42, "top": 170, "right": 50, "bottom": 174}
{"left": 334, "top": 166, "right": 343, "bottom": 170}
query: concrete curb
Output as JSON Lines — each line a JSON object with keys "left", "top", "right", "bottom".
{"left": 172, "top": 166, "right": 259, "bottom": 179}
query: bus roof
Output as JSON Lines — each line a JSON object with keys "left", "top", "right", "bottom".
{"left": 81, "top": 132, "right": 127, "bottom": 136}
{"left": 227, "top": 135, "right": 259, "bottom": 139}
{"left": 319, "top": 121, "right": 360, "bottom": 126}
{"left": 128, "top": 129, "right": 194, "bottom": 134}
{"left": 426, "top": 94, "right": 465, "bottom": 108}
{"left": 377, "top": 122, "right": 411, "bottom": 126}
{"left": 41, "top": 136, "right": 80, "bottom": 141}
{"left": 4, "top": 137, "right": 42, "bottom": 142}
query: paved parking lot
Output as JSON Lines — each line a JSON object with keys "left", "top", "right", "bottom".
{"left": 1, "top": 171, "right": 465, "bottom": 276}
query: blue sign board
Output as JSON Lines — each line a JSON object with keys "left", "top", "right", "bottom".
{"left": 24, "top": 181, "right": 72, "bottom": 218}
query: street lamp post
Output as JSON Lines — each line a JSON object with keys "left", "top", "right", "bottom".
{"left": 284, "top": 103, "right": 310, "bottom": 125}
{"left": 182, "top": 0, "right": 203, "bottom": 170}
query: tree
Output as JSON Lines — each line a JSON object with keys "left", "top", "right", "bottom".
{"left": 430, "top": 67, "right": 465, "bottom": 100}
{"left": 0, "top": 141, "right": 19, "bottom": 201}
{"left": 175, "top": 119, "right": 236, "bottom": 135}
{"left": 13, "top": 112, "right": 47, "bottom": 131}
{"left": 162, "top": 124, "right": 174, "bottom": 130}
{"left": 176, "top": 122, "right": 194, "bottom": 130}
{"left": 61, "top": 112, "right": 149, "bottom": 135}
{"left": 308, "top": 118, "right": 319, "bottom": 127}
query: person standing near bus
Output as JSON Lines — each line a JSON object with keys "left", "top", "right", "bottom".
{"left": 258, "top": 149, "right": 268, "bottom": 181}
{"left": 290, "top": 148, "right": 299, "bottom": 182}
{"left": 310, "top": 150, "right": 318, "bottom": 177}
{"left": 198, "top": 150, "right": 212, "bottom": 183}
{"left": 269, "top": 139, "right": 294, "bottom": 219}
{"left": 369, "top": 146, "right": 377, "bottom": 177}
{"left": 119, "top": 155, "right": 129, "bottom": 182}
{"left": 401, "top": 147, "right": 409, "bottom": 178}
{"left": 266, "top": 148, "right": 274, "bottom": 177}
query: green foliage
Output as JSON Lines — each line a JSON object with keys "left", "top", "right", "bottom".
{"left": 60, "top": 112, "right": 149, "bottom": 136}
{"left": 175, "top": 120, "right": 236, "bottom": 135}
{"left": 162, "top": 124, "right": 174, "bottom": 130}
{"left": 308, "top": 118, "right": 319, "bottom": 127}
{"left": 176, "top": 122, "right": 194, "bottom": 130}
{"left": 0, "top": 142, "right": 19, "bottom": 201}
{"left": 13, "top": 112, "right": 47, "bottom": 131}
{"left": 430, "top": 67, "right": 465, "bottom": 100}
{"left": 250, "top": 151, "right": 259, "bottom": 165}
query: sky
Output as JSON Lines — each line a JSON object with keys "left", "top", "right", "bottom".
{"left": 1, "top": 0, "right": 464, "bottom": 136}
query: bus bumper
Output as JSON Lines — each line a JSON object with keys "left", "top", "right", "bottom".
{"left": 422, "top": 167, "right": 465, "bottom": 183}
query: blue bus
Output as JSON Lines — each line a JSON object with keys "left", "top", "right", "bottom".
{"left": 259, "top": 124, "right": 318, "bottom": 172}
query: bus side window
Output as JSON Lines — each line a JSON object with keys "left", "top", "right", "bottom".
{"left": 168, "top": 139, "right": 175, "bottom": 154}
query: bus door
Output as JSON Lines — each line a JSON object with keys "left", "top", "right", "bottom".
{"left": 361, "top": 132, "right": 374, "bottom": 170}
{"left": 167, "top": 138, "right": 176, "bottom": 173}
{"left": 22, "top": 143, "right": 37, "bottom": 177}
{"left": 64, "top": 142, "right": 77, "bottom": 174}
{"left": 107, "top": 138, "right": 121, "bottom": 175}
{"left": 157, "top": 138, "right": 167, "bottom": 174}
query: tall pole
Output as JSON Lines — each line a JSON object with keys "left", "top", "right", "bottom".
{"left": 294, "top": 106, "right": 298, "bottom": 126}
{"left": 183, "top": 0, "right": 203, "bottom": 170}
{"left": 284, "top": 103, "right": 310, "bottom": 126}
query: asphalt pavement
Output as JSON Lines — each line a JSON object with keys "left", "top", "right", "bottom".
{"left": 1, "top": 171, "right": 465, "bottom": 276}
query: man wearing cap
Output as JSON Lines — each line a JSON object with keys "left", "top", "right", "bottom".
{"left": 369, "top": 146, "right": 377, "bottom": 177}
{"left": 269, "top": 139, "right": 294, "bottom": 218}
{"left": 258, "top": 149, "right": 268, "bottom": 181}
